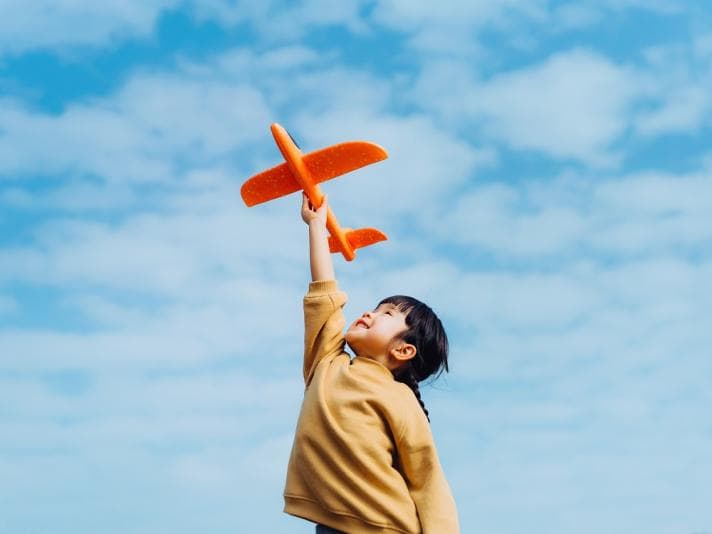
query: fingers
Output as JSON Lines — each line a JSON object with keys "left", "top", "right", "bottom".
{"left": 302, "top": 192, "right": 327, "bottom": 213}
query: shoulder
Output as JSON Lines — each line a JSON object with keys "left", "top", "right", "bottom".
{"left": 387, "top": 384, "right": 433, "bottom": 445}
{"left": 392, "top": 380, "right": 417, "bottom": 405}
{"left": 377, "top": 380, "right": 425, "bottom": 431}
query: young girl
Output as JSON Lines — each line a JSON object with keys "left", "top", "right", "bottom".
{"left": 283, "top": 194, "right": 459, "bottom": 534}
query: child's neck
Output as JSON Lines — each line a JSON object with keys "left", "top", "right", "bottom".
{"left": 356, "top": 353, "right": 400, "bottom": 372}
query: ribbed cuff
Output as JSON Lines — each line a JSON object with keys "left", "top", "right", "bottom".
{"left": 307, "top": 279, "right": 339, "bottom": 295}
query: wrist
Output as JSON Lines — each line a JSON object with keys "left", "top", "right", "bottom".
{"left": 308, "top": 220, "right": 328, "bottom": 233}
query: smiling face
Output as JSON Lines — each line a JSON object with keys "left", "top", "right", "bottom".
{"left": 345, "top": 302, "right": 411, "bottom": 367}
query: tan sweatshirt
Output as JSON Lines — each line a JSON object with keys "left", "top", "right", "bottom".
{"left": 284, "top": 280, "right": 459, "bottom": 534}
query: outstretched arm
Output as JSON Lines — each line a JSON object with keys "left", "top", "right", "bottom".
{"left": 301, "top": 193, "right": 335, "bottom": 282}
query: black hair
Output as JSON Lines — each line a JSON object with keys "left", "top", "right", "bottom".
{"left": 378, "top": 295, "right": 449, "bottom": 422}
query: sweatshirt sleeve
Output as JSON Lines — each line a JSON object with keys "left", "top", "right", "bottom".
{"left": 302, "top": 280, "right": 348, "bottom": 386}
{"left": 396, "top": 402, "right": 460, "bottom": 534}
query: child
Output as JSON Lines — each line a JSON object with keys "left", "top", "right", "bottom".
{"left": 283, "top": 194, "right": 460, "bottom": 534}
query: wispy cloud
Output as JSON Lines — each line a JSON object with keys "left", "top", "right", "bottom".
{"left": 0, "top": 72, "right": 271, "bottom": 182}
{"left": 0, "top": 0, "right": 178, "bottom": 57}
{"left": 411, "top": 49, "right": 646, "bottom": 166}
{"left": 435, "top": 169, "right": 711, "bottom": 258}
{"left": 635, "top": 40, "right": 712, "bottom": 137}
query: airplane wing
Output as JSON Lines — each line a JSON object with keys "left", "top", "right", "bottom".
{"left": 240, "top": 141, "right": 387, "bottom": 207}
{"left": 240, "top": 161, "right": 299, "bottom": 207}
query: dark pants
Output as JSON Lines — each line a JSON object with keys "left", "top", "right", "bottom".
{"left": 316, "top": 525, "right": 345, "bottom": 534}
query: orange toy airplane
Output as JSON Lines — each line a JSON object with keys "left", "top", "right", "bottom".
{"left": 241, "top": 123, "right": 389, "bottom": 261}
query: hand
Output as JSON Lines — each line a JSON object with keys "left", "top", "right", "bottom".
{"left": 301, "top": 192, "right": 328, "bottom": 226}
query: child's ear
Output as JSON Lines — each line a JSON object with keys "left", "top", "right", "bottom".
{"left": 391, "top": 342, "right": 417, "bottom": 362}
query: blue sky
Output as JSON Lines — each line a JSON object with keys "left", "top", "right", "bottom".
{"left": 1, "top": 1, "right": 711, "bottom": 533}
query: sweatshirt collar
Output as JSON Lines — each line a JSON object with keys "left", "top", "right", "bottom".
{"left": 352, "top": 356, "right": 394, "bottom": 379}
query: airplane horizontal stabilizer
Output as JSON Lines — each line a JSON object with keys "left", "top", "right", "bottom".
{"left": 328, "top": 228, "right": 388, "bottom": 254}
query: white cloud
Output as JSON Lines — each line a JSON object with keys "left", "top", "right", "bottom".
{"left": 0, "top": 0, "right": 179, "bottom": 57}
{"left": 409, "top": 39, "right": 712, "bottom": 161}
{"left": 435, "top": 169, "right": 712, "bottom": 259}
{"left": 0, "top": 208, "right": 308, "bottom": 371}
{"left": 371, "top": 0, "right": 691, "bottom": 58}
{"left": 0, "top": 0, "right": 697, "bottom": 65}
{"left": 442, "top": 182, "right": 587, "bottom": 256}
{"left": 0, "top": 0, "right": 372, "bottom": 58}
{"left": 192, "top": 0, "right": 369, "bottom": 39}
{"left": 281, "top": 66, "right": 393, "bottom": 117}
{"left": 0, "top": 370, "right": 305, "bottom": 533}
{"left": 472, "top": 49, "right": 641, "bottom": 165}
{"left": 1, "top": 181, "right": 313, "bottom": 287}
{"left": 410, "top": 49, "right": 646, "bottom": 166}
{"left": 0, "top": 71, "right": 271, "bottom": 182}
{"left": 455, "top": 256, "right": 710, "bottom": 380}
{"left": 636, "top": 86, "right": 709, "bottom": 136}
{"left": 590, "top": 172, "right": 712, "bottom": 254}
{"left": 634, "top": 40, "right": 712, "bottom": 137}
{"left": 0, "top": 429, "right": 308, "bottom": 533}
{"left": 371, "top": 0, "right": 548, "bottom": 55}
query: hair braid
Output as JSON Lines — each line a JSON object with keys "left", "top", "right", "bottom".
{"left": 394, "top": 367, "right": 430, "bottom": 422}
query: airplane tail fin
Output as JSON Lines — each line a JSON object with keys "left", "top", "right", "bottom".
{"left": 328, "top": 228, "right": 388, "bottom": 257}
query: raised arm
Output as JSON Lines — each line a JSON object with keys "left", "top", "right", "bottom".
{"left": 300, "top": 193, "right": 346, "bottom": 384}
{"left": 301, "top": 193, "right": 335, "bottom": 282}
